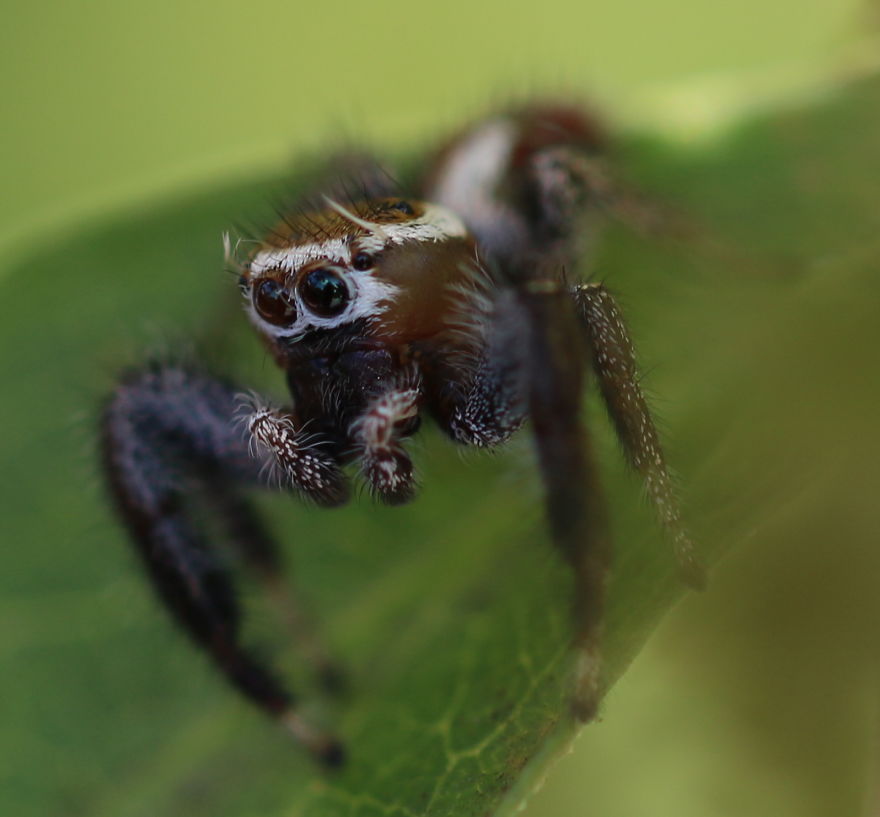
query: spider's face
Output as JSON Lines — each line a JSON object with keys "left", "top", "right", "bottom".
{"left": 240, "top": 197, "right": 482, "bottom": 353}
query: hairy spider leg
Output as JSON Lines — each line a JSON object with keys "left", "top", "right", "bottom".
{"left": 573, "top": 283, "right": 705, "bottom": 588}
{"left": 245, "top": 403, "right": 348, "bottom": 506}
{"left": 100, "top": 365, "right": 345, "bottom": 765}
{"left": 349, "top": 380, "right": 422, "bottom": 505}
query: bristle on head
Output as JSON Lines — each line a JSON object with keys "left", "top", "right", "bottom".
{"left": 322, "top": 196, "right": 389, "bottom": 241}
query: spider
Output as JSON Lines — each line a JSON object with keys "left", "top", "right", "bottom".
{"left": 100, "top": 102, "right": 701, "bottom": 767}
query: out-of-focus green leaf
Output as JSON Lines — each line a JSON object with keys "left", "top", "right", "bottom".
{"left": 1, "top": 73, "right": 878, "bottom": 817}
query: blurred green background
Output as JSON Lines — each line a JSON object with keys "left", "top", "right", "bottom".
{"left": 0, "top": 0, "right": 865, "bottom": 253}
{"left": 3, "top": 1, "right": 879, "bottom": 816}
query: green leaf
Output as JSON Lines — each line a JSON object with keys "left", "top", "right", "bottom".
{"left": 2, "top": 72, "right": 879, "bottom": 817}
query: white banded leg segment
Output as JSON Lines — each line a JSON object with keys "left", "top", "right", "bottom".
{"left": 574, "top": 283, "right": 705, "bottom": 587}
{"left": 246, "top": 406, "right": 348, "bottom": 507}
{"left": 450, "top": 362, "right": 525, "bottom": 447}
{"left": 351, "top": 387, "right": 420, "bottom": 505}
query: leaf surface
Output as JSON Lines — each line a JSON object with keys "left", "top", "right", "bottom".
{"left": 1, "top": 73, "right": 879, "bottom": 817}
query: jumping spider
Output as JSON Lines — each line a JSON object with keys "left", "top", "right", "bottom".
{"left": 100, "top": 102, "right": 701, "bottom": 766}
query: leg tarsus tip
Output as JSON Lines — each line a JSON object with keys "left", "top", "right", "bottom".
{"left": 571, "top": 644, "right": 603, "bottom": 723}
{"left": 319, "top": 739, "right": 347, "bottom": 769}
{"left": 677, "top": 551, "right": 707, "bottom": 591}
{"left": 281, "top": 710, "right": 346, "bottom": 768}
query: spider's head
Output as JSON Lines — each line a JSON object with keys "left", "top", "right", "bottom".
{"left": 238, "top": 197, "right": 484, "bottom": 361}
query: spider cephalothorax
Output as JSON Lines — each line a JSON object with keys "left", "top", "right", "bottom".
{"left": 100, "top": 101, "right": 700, "bottom": 766}
{"left": 234, "top": 195, "right": 502, "bottom": 506}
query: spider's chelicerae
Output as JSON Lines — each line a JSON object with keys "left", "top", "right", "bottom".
{"left": 101, "top": 102, "right": 701, "bottom": 766}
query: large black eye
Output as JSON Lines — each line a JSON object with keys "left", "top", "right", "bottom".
{"left": 253, "top": 279, "right": 297, "bottom": 326}
{"left": 299, "top": 268, "right": 350, "bottom": 317}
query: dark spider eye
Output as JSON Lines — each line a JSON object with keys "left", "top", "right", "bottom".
{"left": 253, "top": 279, "right": 297, "bottom": 326}
{"left": 299, "top": 268, "right": 350, "bottom": 317}
{"left": 352, "top": 252, "right": 374, "bottom": 271}
{"left": 390, "top": 200, "right": 414, "bottom": 215}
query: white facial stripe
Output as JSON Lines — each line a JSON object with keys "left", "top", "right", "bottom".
{"left": 380, "top": 203, "right": 469, "bottom": 244}
{"left": 248, "top": 204, "right": 468, "bottom": 278}
{"left": 250, "top": 238, "right": 350, "bottom": 276}
{"left": 245, "top": 271, "right": 401, "bottom": 341}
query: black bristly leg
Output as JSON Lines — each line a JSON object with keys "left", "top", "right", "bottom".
{"left": 100, "top": 364, "right": 345, "bottom": 765}
{"left": 572, "top": 282, "right": 705, "bottom": 588}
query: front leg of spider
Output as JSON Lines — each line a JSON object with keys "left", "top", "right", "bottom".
{"left": 100, "top": 366, "right": 347, "bottom": 765}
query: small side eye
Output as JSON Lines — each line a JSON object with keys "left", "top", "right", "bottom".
{"left": 352, "top": 251, "right": 374, "bottom": 271}
{"left": 391, "top": 200, "right": 414, "bottom": 215}
{"left": 253, "top": 279, "right": 297, "bottom": 326}
{"left": 299, "top": 268, "right": 350, "bottom": 317}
